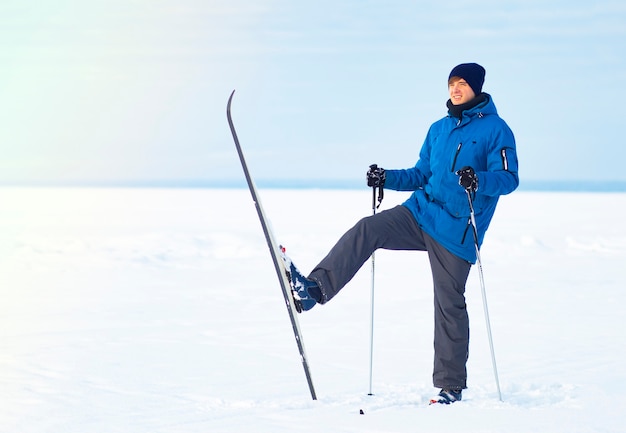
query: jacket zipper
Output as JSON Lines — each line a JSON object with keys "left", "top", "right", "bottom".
{"left": 501, "top": 148, "right": 509, "bottom": 170}
{"left": 451, "top": 142, "right": 462, "bottom": 172}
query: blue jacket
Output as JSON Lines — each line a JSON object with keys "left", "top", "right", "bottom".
{"left": 384, "top": 94, "right": 519, "bottom": 263}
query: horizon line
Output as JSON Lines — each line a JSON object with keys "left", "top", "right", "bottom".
{"left": 2, "top": 179, "right": 626, "bottom": 192}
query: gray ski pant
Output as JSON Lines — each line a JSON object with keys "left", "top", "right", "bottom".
{"left": 308, "top": 205, "right": 472, "bottom": 389}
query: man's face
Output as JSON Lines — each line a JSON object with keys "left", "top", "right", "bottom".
{"left": 448, "top": 78, "right": 476, "bottom": 105}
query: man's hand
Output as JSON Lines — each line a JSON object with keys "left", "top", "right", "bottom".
{"left": 367, "top": 164, "right": 386, "bottom": 188}
{"left": 456, "top": 166, "right": 478, "bottom": 192}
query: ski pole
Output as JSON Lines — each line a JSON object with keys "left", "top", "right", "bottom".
{"left": 368, "top": 184, "right": 376, "bottom": 396}
{"left": 368, "top": 165, "right": 384, "bottom": 396}
{"left": 465, "top": 188, "right": 503, "bottom": 402}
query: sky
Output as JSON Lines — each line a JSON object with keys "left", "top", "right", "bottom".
{"left": 1, "top": 0, "right": 625, "bottom": 186}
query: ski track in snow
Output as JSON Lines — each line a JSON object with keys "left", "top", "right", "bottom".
{"left": 1, "top": 188, "right": 625, "bottom": 432}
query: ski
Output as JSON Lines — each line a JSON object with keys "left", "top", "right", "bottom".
{"left": 226, "top": 90, "right": 317, "bottom": 400}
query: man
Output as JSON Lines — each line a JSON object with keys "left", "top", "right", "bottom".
{"left": 287, "top": 63, "right": 519, "bottom": 404}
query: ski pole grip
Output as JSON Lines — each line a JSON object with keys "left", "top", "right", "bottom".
{"left": 368, "top": 164, "right": 384, "bottom": 208}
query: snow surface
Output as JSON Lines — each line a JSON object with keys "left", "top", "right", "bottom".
{"left": 1, "top": 187, "right": 625, "bottom": 433}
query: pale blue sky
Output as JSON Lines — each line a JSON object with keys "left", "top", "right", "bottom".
{"left": 1, "top": 0, "right": 625, "bottom": 186}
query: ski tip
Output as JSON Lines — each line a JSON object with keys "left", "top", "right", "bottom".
{"left": 227, "top": 90, "right": 237, "bottom": 117}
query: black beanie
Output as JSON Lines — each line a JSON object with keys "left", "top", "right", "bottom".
{"left": 448, "top": 63, "right": 486, "bottom": 95}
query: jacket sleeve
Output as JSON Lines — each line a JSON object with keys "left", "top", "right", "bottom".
{"left": 477, "top": 122, "right": 519, "bottom": 197}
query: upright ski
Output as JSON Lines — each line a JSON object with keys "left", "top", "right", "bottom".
{"left": 226, "top": 90, "right": 317, "bottom": 400}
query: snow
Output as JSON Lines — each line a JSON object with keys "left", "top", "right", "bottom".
{"left": 1, "top": 187, "right": 625, "bottom": 432}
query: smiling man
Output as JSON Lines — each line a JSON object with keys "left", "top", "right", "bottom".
{"left": 286, "top": 63, "right": 519, "bottom": 405}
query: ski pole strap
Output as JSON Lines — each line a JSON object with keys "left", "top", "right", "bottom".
{"left": 377, "top": 185, "right": 384, "bottom": 209}
{"left": 372, "top": 185, "right": 384, "bottom": 210}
